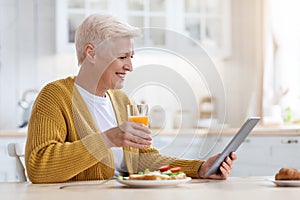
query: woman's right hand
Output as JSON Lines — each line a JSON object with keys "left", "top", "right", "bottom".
{"left": 102, "top": 122, "right": 152, "bottom": 149}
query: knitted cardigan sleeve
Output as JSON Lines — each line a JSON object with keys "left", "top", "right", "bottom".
{"left": 25, "top": 78, "right": 114, "bottom": 183}
{"left": 138, "top": 147, "right": 204, "bottom": 178}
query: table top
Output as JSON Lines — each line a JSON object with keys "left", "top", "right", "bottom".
{"left": 1, "top": 176, "right": 300, "bottom": 200}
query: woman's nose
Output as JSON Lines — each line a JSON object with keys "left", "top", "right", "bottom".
{"left": 123, "top": 58, "right": 133, "bottom": 71}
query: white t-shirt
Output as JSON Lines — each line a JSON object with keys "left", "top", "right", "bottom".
{"left": 75, "top": 84, "right": 127, "bottom": 176}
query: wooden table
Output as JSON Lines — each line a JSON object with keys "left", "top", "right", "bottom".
{"left": 1, "top": 177, "right": 299, "bottom": 200}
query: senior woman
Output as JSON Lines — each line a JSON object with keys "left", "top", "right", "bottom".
{"left": 25, "top": 14, "right": 236, "bottom": 183}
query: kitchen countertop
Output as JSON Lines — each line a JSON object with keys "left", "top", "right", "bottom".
{"left": 1, "top": 125, "right": 300, "bottom": 137}
{"left": 154, "top": 125, "right": 300, "bottom": 136}
{"left": 0, "top": 129, "right": 27, "bottom": 137}
{"left": 0, "top": 176, "right": 299, "bottom": 200}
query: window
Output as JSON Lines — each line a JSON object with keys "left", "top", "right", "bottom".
{"left": 127, "top": 0, "right": 167, "bottom": 46}
{"left": 56, "top": 0, "right": 231, "bottom": 57}
{"left": 56, "top": 0, "right": 111, "bottom": 52}
{"left": 263, "top": 0, "right": 300, "bottom": 125}
{"left": 183, "top": 0, "right": 231, "bottom": 56}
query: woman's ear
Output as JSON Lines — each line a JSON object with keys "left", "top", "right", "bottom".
{"left": 85, "top": 44, "right": 96, "bottom": 63}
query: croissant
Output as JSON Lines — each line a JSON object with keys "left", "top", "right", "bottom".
{"left": 275, "top": 168, "right": 300, "bottom": 180}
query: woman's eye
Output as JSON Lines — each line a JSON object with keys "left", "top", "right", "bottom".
{"left": 118, "top": 56, "right": 133, "bottom": 59}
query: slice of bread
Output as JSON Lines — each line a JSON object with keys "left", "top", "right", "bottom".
{"left": 129, "top": 171, "right": 186, "bottom": 180}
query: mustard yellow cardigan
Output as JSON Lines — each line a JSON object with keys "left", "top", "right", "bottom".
{"left": 25, "top": 77, "right": 204, "bottom": 183}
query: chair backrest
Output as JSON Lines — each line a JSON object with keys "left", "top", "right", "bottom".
{"left": 7, "top": 143, "right": 27, "bottom": 182}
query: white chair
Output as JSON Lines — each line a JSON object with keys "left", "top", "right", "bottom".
{"left": 7, "top": 143, "right": 27, "bottom": 182}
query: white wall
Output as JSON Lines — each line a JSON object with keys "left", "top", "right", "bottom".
{"left": 0, "top": 0, "right": 263, "bottom": 129}
{"left": 0, "top": 0, "right": 78, "bottom": 129}
{"left": 220, "top": 0, "right": 263, "bottom": 125}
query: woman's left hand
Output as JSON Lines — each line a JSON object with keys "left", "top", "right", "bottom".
{"left": 198, "top": 152, "right": 237, "bottom": 180}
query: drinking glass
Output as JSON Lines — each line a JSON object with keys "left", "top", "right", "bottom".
{"left": 127, "top": 104, "right": 149, "bottom": 126}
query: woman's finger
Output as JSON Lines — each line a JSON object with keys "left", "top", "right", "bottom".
{"left": 130, "top": 122, "right": 151, "bottom": 133}
{"left": 125, "top": 123, "right": 152, "bottom": 140}
{"left": 129, "top": 129, "right": 152, "bottom": 141}
{"left": 224, "top": 157, "right": 233, "bottom": 168}
{"left": 120, "top": 122, "right": 152, "bottom": 139}
{"left": 222, "top": 160, "right": 231, "bottom": 172}
{"left": 219, "top": 166, "right": 229, "bottom": 179}
{"left": 123, "top": 140, "right": 149, "bottom": 149}
{"left": 123, "top": 133, "right": 152, "bottom": 145}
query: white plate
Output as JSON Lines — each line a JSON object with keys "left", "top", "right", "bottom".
{"left": 271, "top": 179, "right": 300, "bottom": 187}
{"left": 116, "top": 177, "right": 192, "bottom": 188}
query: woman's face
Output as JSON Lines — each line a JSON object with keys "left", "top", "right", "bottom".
{"left": 96, "top": 37, "right": 134, "bottom": 93}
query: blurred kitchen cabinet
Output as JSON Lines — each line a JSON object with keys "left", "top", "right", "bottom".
{"left": 153, "top": 134, "right": 300, "bottom": 176}
{"left": 270, "top": 137, "right": 300, "bottom": 168}
{"left": 182, "top": 0, "right": 231, "bottom": 57}
{"left": 56, "top": 0, "right": 113, "bottom": 52}
{"left": 56, "top": 0, "right": 231, "bottom": 57}
{"left": 229, "top": 136, "right": 274, "bottom": 176}
{"left": 216, "top": 136, "right": 300, "bottom": 176}
{"left": 0, "top": 136, "right": 26, "bottom": 182}
{"left": 152, "top": 134, "right": 204, "bottom": 159}
{"left": 152, "top": 133, "right": 227, "bottom": 160}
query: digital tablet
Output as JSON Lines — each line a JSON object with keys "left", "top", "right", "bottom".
{"left": 205, "top": 117, "right": 260, "bottom": 177}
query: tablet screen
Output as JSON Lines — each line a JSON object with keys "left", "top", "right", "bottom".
{"left": 205, "top": 117, "right": 260, "bottom": 177}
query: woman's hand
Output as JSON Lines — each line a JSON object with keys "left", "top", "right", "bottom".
{"left": 102, "top": 122, "right": 152, "bottom": 149}
{"left": 198, "top": 152, "right": 237, "bottom": 180}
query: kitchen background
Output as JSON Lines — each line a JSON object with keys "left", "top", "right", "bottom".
{"left": 0, "top": 0, "right": 265, "bottom": 130}
{"left": 1, "top": 0, "right": 300, "bottom": 130}
{"left": 0, "top": 0, "right": 300, "bottom": 181}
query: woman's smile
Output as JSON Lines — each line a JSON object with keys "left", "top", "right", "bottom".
{"left": 115, "top": 72, "right": 127, "bottom": 80}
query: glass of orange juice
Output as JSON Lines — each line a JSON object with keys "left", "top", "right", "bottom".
{"left": 127, "top": 104, "right": 149, "bottom": 126}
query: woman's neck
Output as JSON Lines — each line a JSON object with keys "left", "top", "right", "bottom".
{"left": 75, "top": 65, "right": 107, "bottom": 97}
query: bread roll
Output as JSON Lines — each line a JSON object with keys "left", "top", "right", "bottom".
{"left": 275, "top": 168, "right": 300, "bottom": 180}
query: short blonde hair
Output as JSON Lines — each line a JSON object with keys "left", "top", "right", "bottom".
{"left": 75, "top": 14, "right": 140, "bottom": 66}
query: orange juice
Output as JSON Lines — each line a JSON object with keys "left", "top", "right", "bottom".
{"left": 128, "top": 116, "right": 149, "bottom": 126}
